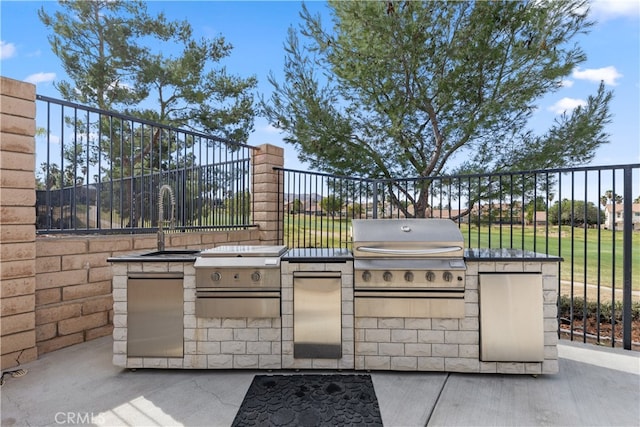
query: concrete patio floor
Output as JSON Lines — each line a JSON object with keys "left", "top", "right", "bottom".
{"left": 1, "top": 336, "right": 638, "bottom": 426}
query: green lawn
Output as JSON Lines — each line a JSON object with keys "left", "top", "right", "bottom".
{"left": 460, "top": 224, "right": 639, "bottom": 291}
{"left": 283, "top": 213, "right": 352, "bottom": 248}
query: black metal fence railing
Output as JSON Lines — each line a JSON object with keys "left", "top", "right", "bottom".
{"left": 33, "top": 94, "right": 638, "bottom": 350}
{"left": 276, "top": 164, "right": 640, "bottom": 350}
{"left": 35, "top": 95, "right": 255, "bottom": 234}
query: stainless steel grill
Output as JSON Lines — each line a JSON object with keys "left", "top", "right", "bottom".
{"left": 352, "top": 219, "right": 466, "bottom": 318}
{"left": 194, "top": 245, "right": 287, "bottom": 318}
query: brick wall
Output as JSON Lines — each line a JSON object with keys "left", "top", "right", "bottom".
{"left": 1, "top": 77, "right": 38, "bottom": 370}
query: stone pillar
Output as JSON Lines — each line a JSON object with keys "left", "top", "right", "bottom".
{"left": 0, "top": 77, "right": 38, "bottom": 369}
{"left": 252, "top": 144, "right": 284, "bottom": 245}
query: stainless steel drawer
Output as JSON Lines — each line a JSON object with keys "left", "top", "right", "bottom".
{"left": 195, "top": 292, "right": 280, "bottom": 318}
{"left": 354, "top": 291, "right": 465, "bottom": 318}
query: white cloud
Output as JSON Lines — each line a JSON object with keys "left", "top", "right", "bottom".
{"left": 0, "top": 40, "right": 16, "bottom": 60}
{"left": 263, "top": 123, "right": 282, "bottom": 134}
{"left": 36, "top": 132, "right": 61, "bottom": 144}
{"left": 560, "top": 79, "right": 575, "bottom": 88}
{"left": 548, "top": 97, "right": 588, "bottom": 114}
{"left": 47, "top": 133, "right": 61, "bottom": 144}
{"left": 572, "top": 66, "right": 622, "bottom": 85}
{"left": 25, "top": 72, "right": 56, "bottom": 84}
{"left": 589, "top": 0, "right": 640, "bottom": 22}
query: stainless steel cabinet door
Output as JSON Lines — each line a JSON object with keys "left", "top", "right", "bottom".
{"left": 128, "top": 273, "right": 184, "bottom": 358}
{"left": 479, "top": 273, "right": 544, "bottom": 362}
{"left": 293, "top": 272, "right": 342, "bottom": 359}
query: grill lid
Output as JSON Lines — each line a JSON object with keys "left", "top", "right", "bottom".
{"left": 195, "top": 245, "right": 287, "bottom": 269}
{"left": 199, "top": 245, "right": 287, "bottom": 258}
{"left": 351, "top": 219, "right": 464, "bottom": 258}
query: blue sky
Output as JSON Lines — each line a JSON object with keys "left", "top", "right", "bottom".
{"left": 1, "top": 0, "right": 638, "bottom": 173}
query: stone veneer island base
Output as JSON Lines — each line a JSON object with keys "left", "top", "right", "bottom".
{"left": 354, "top": 259, "right": 559, "bottom": 375}
{"left": 110, "top": 249, "right": 560, "bottom": 374}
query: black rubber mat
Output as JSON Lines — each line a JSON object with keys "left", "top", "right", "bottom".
{"left": 231, "top": 374, "right": 382, "bottom": 426}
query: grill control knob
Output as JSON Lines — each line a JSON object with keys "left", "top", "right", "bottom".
{"left": 426, "top": 271, "right": 436, "bottom": 282}
{"left": 211, "top": 272, "right": 222, "bottom": 282}
{"left": 251, "top": 271, "right": 261, "bottom": 282}
{"left": 383, "top": 271, "right": 393, "bottom": 282}
{"left": 443, "top": 271, "right": 453, "bottom": 282}
{"left": 404, "top": 271, "right": 414, "bottom": 282}
{"left": 362, "top": 271, "right": 372, "bottom": 282}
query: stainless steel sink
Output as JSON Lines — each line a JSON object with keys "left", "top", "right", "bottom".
{"left": 140, "top": 250, "right": 200, "bottom": 257}
{"left": 107, "top": 249, "right": 201, "bottom": 263}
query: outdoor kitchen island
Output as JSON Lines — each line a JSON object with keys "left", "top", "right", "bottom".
{"left": 109, "top": 244, "right": 560, "bottom": 374}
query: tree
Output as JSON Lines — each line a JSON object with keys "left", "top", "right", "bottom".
{"left": 548, "top": 199, "right": 602, "bottom": 226}
{"left": 39, "top": 0, "right": 256, "bottom": 138}
{"left": 262, "top": 1, "right": 612, "bottom": 217}
{"left": 320, "top": 195, "right": 344, "bottom": 217}
{"left": 290, "top": 199, "right": 303, "bottom": 214}
{"left": 40, "top": 0, "right": 257, "bottom": 225}
{"left": 225, "top": 191, "right": 251, "bottom": 224}
{"left": 39, "top": 1, "right": 173, "bottom": 109}
{"left": 128, "top": 36, "right": 257, "bottom": 141}
{"left": 347, "top": 202, "right": 364, "bottom": 218}
{"left": 600, "top": 189, "right": 623, "bottom": 206}
{"left": 525, "top": 197, "right": 547, "bottom": 224}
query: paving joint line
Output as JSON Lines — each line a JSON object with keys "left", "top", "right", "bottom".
{"left": 424, "top": 372, "right": 450, "bottom": 426}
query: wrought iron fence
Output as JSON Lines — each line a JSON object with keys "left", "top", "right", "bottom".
{"left": 35, "top": 95, "right": 255, "bottom": 234}
{"left": 276, "top": 164, "right": 640, "bottom": 350}
{"left": 33, "top": 94, "right": 638, "bottom": 350}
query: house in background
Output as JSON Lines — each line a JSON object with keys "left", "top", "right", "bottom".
{"left": 603, "top": 203, "right": 640, "bottom": 231}
{"left": 533, "top": 211, "right": 548, "bottom": 227}
{"left": 430, "top": 209, "right": 470, "bottom": 223}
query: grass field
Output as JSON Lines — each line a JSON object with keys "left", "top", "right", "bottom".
{"left": 282, "top": 214, "right": 640, "bottom": 293}
{"left": 460, "top": 224, "right": 639, "bottom": 292}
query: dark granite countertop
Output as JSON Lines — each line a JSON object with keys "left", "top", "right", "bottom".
{"left": 282, "top": 248, "right": 353, "bottom": 263}
{"left": 464, "top": 248, "right": 562, "bottom": 262}
{"left": 108, "top": 247, "right": 560, "bottom": 263}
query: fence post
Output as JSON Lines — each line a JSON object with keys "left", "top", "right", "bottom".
{"left": 252, "top": 144, "right": 284, "bottom": 245}
{"left": 622, "top": 166, "right": 632, "bottom": 350}
{"left": 0, "top": 77, "right": 38, "bottom": 369}
{"left": 372, "top": 180, "right": 378, "bottom": 219}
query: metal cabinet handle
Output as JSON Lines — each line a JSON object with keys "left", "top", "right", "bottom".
{"left": 356, "top": 246, "right": 462, "bottom": 255}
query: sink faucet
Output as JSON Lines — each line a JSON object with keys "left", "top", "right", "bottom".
{"left": 157, "top": 185, "right": 175, "bottom": 251}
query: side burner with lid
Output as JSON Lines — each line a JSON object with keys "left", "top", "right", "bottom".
{"left": 194, "top": 245, "right": 287, "bottom": 318}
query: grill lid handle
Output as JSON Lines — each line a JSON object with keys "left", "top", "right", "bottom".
{"left": 356, "top": 246, "right": 462, "bottom": 255}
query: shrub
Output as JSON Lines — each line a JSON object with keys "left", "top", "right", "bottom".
{"left": 558, "top": 295, "right": 640, "bottom": 322}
